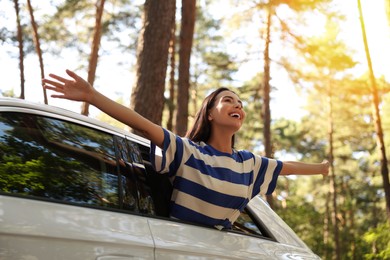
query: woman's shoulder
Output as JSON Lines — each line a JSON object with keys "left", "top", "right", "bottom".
{"left": 234, "top": 149, "right": 257, "bottom": 161}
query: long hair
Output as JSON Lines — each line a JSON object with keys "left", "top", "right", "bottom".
{"left": 185, "top": 87, "right": 236, "bottom": 148}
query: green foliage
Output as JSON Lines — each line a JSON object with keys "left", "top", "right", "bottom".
{"left": 0, "top": 27, "right": 13, "bottom": 43}
{"left": 185, "top": 1, "right": 240, "bottom": 123}
{"left": 192, "top": 2, "right": 238, "bottom": 89}
{"left": 235, "top": 73, "right": 264, "bottom": 151}
{"left": 363, "top": 222, "right": 390, "bottom": 260}
{"left": 276, "top": 198, "right": 326, "bottom": 254}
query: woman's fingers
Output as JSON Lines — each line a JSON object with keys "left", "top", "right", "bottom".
{"left": 66, "top": 69, "right": 79, "bottom": 80}
{"left": 42, "top": 78, "right": 64, "bottom": 89}
{"left": 47, "top": 73, "right": 69, "bottom": 84}
{"left": 43, "top": 70, "right": 91, "bottom": 102}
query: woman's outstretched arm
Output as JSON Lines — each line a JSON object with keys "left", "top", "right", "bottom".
{"left": 42, "top": 69, "right": 164, "bottom": 148}
{"left": 280, "top": 160, "right": 329, "bottom": 176}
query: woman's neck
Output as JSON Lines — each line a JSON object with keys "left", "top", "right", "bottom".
{"left": 207, "top": 132, "right": 233, "bottom": 154}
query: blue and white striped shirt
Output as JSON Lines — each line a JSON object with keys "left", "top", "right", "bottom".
{"left": 150, "top": 128, "right": 283, "bottom": 229}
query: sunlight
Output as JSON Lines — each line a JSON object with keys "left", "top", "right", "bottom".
{"left": 0, "top": 0, "right": 389, "bottom": 119}
{"left": 340, "top": 0, "right": 390, "bottom": 80}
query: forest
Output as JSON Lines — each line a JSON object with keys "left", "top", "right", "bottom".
{"left": 0, "top": 0, "right": 390, "bottom": 259}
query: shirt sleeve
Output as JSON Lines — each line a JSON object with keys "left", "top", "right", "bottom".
{"left": 251, "top": 156, "right": 283, "bottom": 197}
{"left": 150, "top": 128, "right": 184, "bottom": 177}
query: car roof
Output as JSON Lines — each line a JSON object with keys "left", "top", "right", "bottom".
{"left": 0, "top": 97, "right": 150, "bottom": 147}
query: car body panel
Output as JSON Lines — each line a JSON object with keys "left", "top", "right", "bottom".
{"left": 0, "top": 196, "right": 155, "bottom": 260}
{"left": 148, "top": 204, "right": 320, "bottom": 260}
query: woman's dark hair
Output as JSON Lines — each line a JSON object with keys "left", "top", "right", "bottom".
{"left": 185, "top": 87, "right": 236, "bottom": 148}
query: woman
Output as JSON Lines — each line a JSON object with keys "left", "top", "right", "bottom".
{"left": 43, "top": 69, "right": 329, "bottom": 230}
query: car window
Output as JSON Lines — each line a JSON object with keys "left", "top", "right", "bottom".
{"left": 138, "top": 143, "right": 172, "bottom": 217}
{"left": 0, "top": 112, "right": 146, "bottom": 214}
{"left": 113, "top": 135, "right": 155, "bottom": 214}
{"left": 128, "top": 140, "right": 155, "bottom": 215}
{"left": 232, "top": 209, "right": 263, "bottom": 236}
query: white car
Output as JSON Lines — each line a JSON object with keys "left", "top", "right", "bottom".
{"left": 0, "top": 98, "right": 320, "bottom": 260}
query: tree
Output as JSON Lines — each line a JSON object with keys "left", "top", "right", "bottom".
{"left": 130, "top": 0, "right": 176, "bottom": 127}
{"left": 231, "top": 0, "right": 333, "bottom": 208}
{"left": 13, "top": 0, "right": 25, "bottom": 99}
{"left": 26, "top": 0, "right": 47, "bottom": 104}
{"left": 81, "top": 0, "right": 106, "bottom": 116}
{"left": 166, "top": 11, "right": 177, "bottom": 132}
{"left": 185, "top": 1, "right": 238, "bottom": 129}
{"left": 272, "top": 13, "right": 358, "bottom": 257}
{"left": 175, "top": 0, "right": 197, "bottom": 136}
{"left": 357, "top": 0, "right": 390, "bottom": 223}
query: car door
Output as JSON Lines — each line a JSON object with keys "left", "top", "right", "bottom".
{"left": 0, "top": 110, "right": 155, "bottom": 260}
{"left": 148, "top": 205, "right": 320, "bottom": 260}
{"left": 148, "top": 217, "right": 275, "bottom": 259}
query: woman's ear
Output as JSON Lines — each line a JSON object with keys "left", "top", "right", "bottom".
{"left": 208, "top": 114, "right": 213, "bottom": 121}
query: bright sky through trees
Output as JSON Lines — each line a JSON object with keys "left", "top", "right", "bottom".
{"left": 0, "top": 0, "right": 389, "bottom": 121}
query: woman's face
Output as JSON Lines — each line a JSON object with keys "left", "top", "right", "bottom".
{"left": 208, "top": 90, "right": 246, "bottom": 132}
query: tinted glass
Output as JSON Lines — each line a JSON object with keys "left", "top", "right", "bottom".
{"left": 113, "top": 136, "right": 139, "bottom": 212}
{"left": 127, "top": 140, "right": 155, "bottom": 214}
{"left": 0, "top": 112, "right": 121, "bottom": 210}
{"left": 233, "top": 209, "right": 264, "bottom": 236}
{"left": 138, "top": 144, "right": 172, "bottom": 217}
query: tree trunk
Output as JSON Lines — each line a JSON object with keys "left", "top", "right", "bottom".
{"left": 13, "top": 0, "right": 25, "bottom": 99}
{"left": 346, "top": 178, "right": 356, "bottom": 259}
{"left": 27, "top": 0, "right": 47, "bottom": 104}
{"left": 327, "top": 81, "right": 341, "bottom": 260}
{"left": 175, "top": 0, "right": 196, "bottom": 136}
{"left": 357, "top": 0, "right": 390, "bottom": 223}
{"left": 323, "top": 186, "right": 331, "bottom": 259}
{"left": 82, "top": 0, "right": 106, "bottom": 116}
{"left": 131, "top": 0, "right": 176, "bottom": 129}
{"left": 167, "top": 10, "right": 177, "bottom": 132}
{"left": 262, "top": 3, "right": 274, "bottom": 208}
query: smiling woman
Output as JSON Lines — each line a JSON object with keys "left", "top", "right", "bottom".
{"left": 42, "top": 70, "right": 329, "bottom": 230}
{"left": 0, "top": 96, "right": 324, "bottom": 259}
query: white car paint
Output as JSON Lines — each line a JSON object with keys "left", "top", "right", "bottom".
{"left": 0, "top": 196, "right": 154, "bottom": 260}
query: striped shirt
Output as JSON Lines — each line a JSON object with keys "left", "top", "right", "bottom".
{"left": 150, "top": 128, "right": 283, "bottom": 229}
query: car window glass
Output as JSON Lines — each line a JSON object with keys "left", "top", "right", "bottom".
{"left": 247, "top": 196, "right": 309, "bottom": 248}
{"left": 113, "top": 136, "right": 139, "bottom": 212}
{"left": 0, "top": 112, "right": 132, "bottom": 212}
{"left": 138, "top": 144, "right": 172, "bottom": 217}
{"left": 126, "top": 140, "right": 155, "bottom": 215}
{"left": 232, "top": 209, "right": 263, "bottom": 236}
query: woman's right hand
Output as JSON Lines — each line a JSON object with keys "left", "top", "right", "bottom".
{"left": 42, "top": 69, "right": 94, "bottom": 103}
{"left": 43, "top": 69, "right": 165, "bottom": 147}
